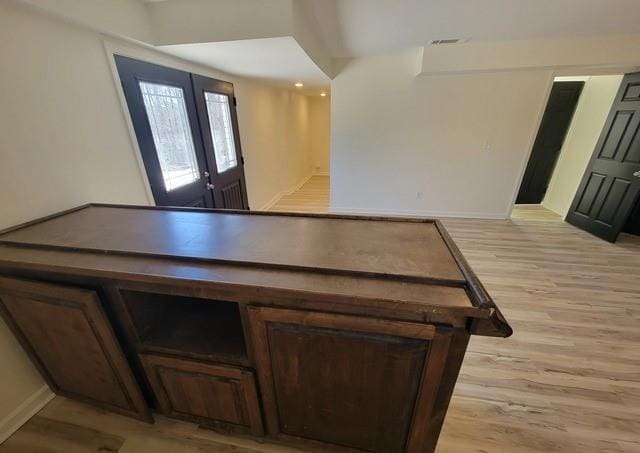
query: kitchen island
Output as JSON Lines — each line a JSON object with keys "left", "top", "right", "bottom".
{"left": 0, "top": 204, "right": 511, "bottom": 452}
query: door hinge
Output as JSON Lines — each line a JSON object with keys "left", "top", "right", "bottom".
{"left": 233, "top": 96, "right": 237, "bottom": 106}
{"left": 241, "top": 156, "right": 245, "bottom": 165}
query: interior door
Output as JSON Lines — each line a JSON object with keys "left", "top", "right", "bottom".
{"left": 566, "top": 73, "right": 640, "bottom": 242}
{"left": 116, "top": 56, "right": 214, "bottom": 208}
{"left": 0, "top": 277, "right": 151, "bottom": 421}
{"left": 516, "top": 81, "right": 584, "bottom": 204}
{"left": 193, "top": 75, "right": 249, "bottom": 210}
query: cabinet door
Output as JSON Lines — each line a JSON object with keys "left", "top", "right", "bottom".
{"left": 247, "top": 307, "right": 452, "bottom": 453}
{"left": 140, "top": 354, "right": 264, "bottom": 435}
{"left": 0, "top": 277, "right": 151, "bottom": 421}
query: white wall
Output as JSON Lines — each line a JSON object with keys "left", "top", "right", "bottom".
{"left": 330, "top": 49, "right": 552, "bottom": 218}
{"left": 0, "top": 0, "right": 312, "bottom": 433}
{"left": 149, "top": 0, "right": 292, "bottom": 46}
{"left": 16, "top": 0, "right": 153, "bottom": 43}
{"left": 235, "top": 83, "right": 313, "bottom": 209}
{"left": 309, "top": 96, "right": 331, "bottom": 174}
{"left": 543, "top": 75, "right": 623, "bottom": 216}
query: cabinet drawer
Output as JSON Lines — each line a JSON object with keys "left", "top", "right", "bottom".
{"left": 140, "top": 354, "right": 263, "bottom": 435}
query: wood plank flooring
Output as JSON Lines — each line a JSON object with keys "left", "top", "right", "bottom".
{"left": 270, "top": 175, "right": 329, "bottom": 213}
{"left": 438, "top": 212, "right": 640, "bottom": 453}
{"left": 2, "top": 188, "right": 639, "bottom": 452}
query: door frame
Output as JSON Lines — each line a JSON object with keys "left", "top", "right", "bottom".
{"left": 506, "top": 74, "right": 557, "bottom": 216}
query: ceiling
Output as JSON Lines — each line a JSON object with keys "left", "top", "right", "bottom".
{"left": 161, "top": 37, "right": 330, "bottom": 94}
{"left": 305, "top": 0, "right": 640, "bottom": 58}
{"left": 24, "top": 0, "right": 640, "bottom": 88}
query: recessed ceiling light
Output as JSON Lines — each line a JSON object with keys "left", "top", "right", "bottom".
{"left": 320, "top": 92, "right": 327, "bottom": 97}
{"left": 295, "top": 82, "right": 303, "bottom": 87}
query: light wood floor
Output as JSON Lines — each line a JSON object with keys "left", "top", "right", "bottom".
{"left": 3, "top": 182, "right": 640, "bottom": 452}
{"left": 270, "top": 175, "right": 329, "bottom": 213}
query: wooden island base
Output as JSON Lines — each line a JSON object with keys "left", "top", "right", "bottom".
{"left": 0, "top": 204, "right": 512, "bottom": 453}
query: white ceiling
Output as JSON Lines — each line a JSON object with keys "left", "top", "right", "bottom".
{"left": 160, "top": 37, "right": 330, "bottom": 93}
{"left": 305, "top": 0, "right": 640, "bottom": 58}
{"left": 38, "top": 0, "right": 640, "bottom": 87}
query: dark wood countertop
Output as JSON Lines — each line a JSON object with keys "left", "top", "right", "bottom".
{"left": 0, "top": 204, "right": 512, "bottom": 337}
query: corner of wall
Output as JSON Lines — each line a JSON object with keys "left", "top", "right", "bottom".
{"left": 0, "top": 385, "right": 54, "bottom": 444}
{"left": 260, "top": 171, "right": 313, "bottom": 210}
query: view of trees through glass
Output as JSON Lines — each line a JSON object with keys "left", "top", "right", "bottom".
{"left": 139, "top": 81, "right": 200, "bottom": 191}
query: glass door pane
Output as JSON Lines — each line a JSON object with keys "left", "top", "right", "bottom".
{"left": 139, "top": 81, "right": 200, "bottom": 191}
{"left": 204, "top": 92, "right": 238, "bottom": 173}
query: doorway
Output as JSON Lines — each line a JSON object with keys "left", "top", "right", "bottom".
{"left": 516, "top": 81, "right": 583, "bottom": 204}
{"left": 515, "top": 73, "right": 640, "bottom": 243}
{"left": 115, "top": 56, "right": 249, "bottom": 209}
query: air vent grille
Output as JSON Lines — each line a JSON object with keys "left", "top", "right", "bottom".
{"left": 429, "top": 38, "right": 469, "bottom": 45}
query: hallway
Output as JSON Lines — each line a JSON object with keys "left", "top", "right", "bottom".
{"left": 270, "top": 175, "right": 329, "bottom": 213}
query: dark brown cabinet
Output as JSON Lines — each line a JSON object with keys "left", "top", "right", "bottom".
{"left": 140, "top": 354, "right": 263, "bottom": 435}
{"left": 248, "top": 307, "right": 453, "bottom": 453}
{"left": 0, "top": 277, "right": 151, "bottom": 421}
{"left": 0, "top": 204, "right": 512, "bottom": 452}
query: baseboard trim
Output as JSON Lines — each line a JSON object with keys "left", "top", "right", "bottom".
{"left": 286, "top": 173, "right": 314, "bottom": 195}
{"left": 329, "top": 206, "right": 507, "bottom": 220}
{"left": 0, "top": 385, "right": 54, "bottom": 444}
{"left": 259, "top": 192, "right": 286, "bottom": 211}
{"left": 259, "top": 173, "right": 314, "bottom": 211}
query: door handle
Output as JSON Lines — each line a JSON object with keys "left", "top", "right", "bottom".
{"left": 206, "top": 183, "right": 215, "bottom": 190}
{"left": 634, "top": 170, "right": 640, "bottom": 178}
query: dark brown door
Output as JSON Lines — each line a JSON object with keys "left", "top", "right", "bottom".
{"left": 566, "top": 73, "right": 640, "bottom": 242}
{"left": 517, "top": 81, "right": 584, "bottom": 204}
{"left": 115, "top": 56, "right": 249, "bottom": 209}
{"left": 193, "top": 75, "right": 249, "bottom": 210}
{"left": 247, "top": 307, "right": 452, "bottom": 453}
{"left": 116, "top": 55, "right": 215, "bottom": 208}
{"left": 0, "top": 277, "right": 151, "bottom": 421}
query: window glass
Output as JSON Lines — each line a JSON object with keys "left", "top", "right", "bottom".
{"left": 204, "top": 92, "right": 238, "bottom": 173}
{"left": 139, "top": 81, "right": 200, "bottom": 191}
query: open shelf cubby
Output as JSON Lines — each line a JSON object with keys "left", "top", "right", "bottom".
{"left": 120, "top": 290, "right": 248, "bottom": 365}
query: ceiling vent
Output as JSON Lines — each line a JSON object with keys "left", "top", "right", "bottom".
{"left": 429, "top": 38, "right": 469, "bottom": 45}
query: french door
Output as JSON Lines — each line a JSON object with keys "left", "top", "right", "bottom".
{"left": 115, "top": 55, "right": 248, "bottom": 209}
